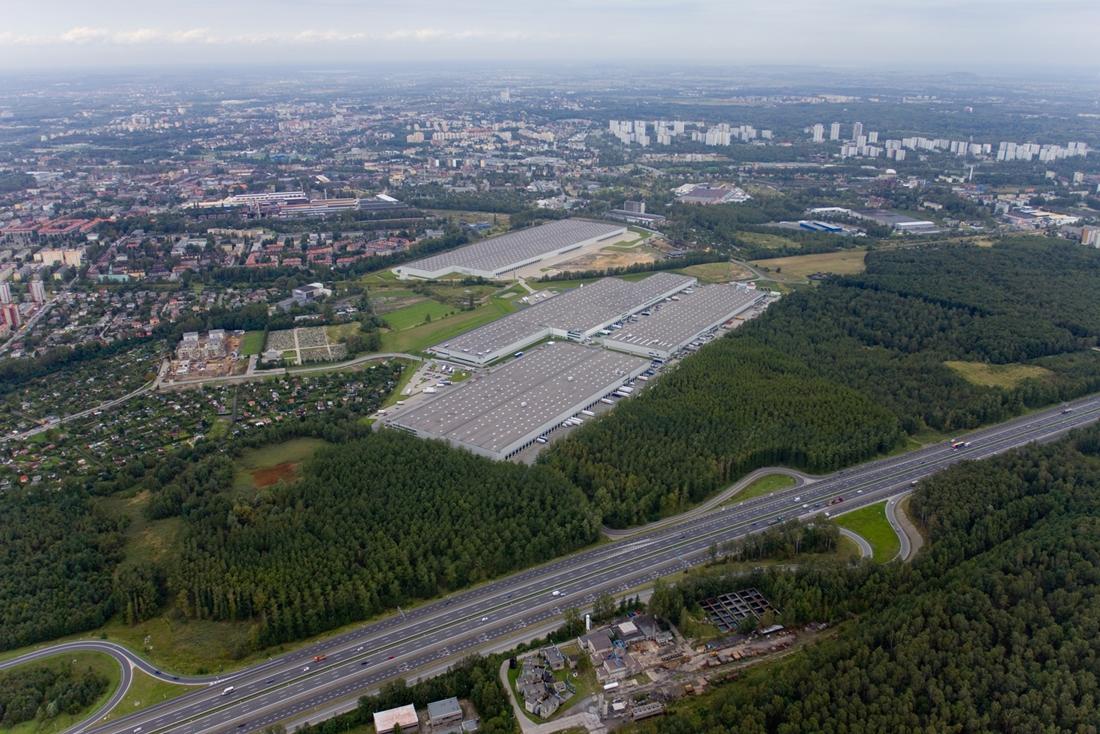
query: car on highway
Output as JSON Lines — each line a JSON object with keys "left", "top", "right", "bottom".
{"left": 302, "top": 666, "right": 310, "bottom": 672}
{"left": 222, "top": 685, "right": 235, "bottom": 696}
{"left": 551, "top": 590, "right": 562, "bottom": 596}
{"left": 480, "top": 616, "right": 489, "bottom": 622}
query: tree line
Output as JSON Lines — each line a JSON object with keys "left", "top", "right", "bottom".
{"left": 541, "top": 239, "right": 1100, "bottom": 526}
{"left": 624, "top": 423, "right": 1100, "bottom": 733}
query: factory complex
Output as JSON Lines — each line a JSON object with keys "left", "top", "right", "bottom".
{"left": 431, "top": 272, "right": 695, "bottom": 366}
{"left": 392, "top": 218, "right": 626, "bottom": 280}
{"left": 602, "top": 282, "right": 765, "bottom": 360}
{"left": 384, "top": 341, "right": 649, "bottom": 460}
{"left": 380, "top": 269, "right": 772, "bottom": 461}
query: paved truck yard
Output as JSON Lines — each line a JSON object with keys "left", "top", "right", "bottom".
{"left": 431, "top": 272, "right": 696, "bottom": 365}
{"left": 602, "top": 282, "right": 767, "bottom": 359}
{"left": 383, "top": 341, "right": 649, "bottom": 460}
{"left": 392, "top": 218, "right": 626, "bottom": 280}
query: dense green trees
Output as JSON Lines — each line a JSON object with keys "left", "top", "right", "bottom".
{"left": 0, "top": 658, "right": 110, "bottom": 728}
{"left": 0, "top": 489, "right": 124, "bottom": 650}
{"left": 544, "top": 239, "right": 1100, "bottom": 526}
{"left": 624, "top": 425, "right": 1100, "bottom": 733}
{"left": 156, "top": 431, "right": 599, "bottom": 647}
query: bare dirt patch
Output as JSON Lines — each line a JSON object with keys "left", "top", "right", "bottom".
{"left": 251, "top": 461, "right": 301, "bottom": 488}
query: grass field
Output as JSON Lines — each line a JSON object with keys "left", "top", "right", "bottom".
{"left": 727, "top": 474, "right": 797, "bottom": 505}
{"left": 4, "top": 651, "right": 121, "bottom": 734}
{"left": 380, "top": 298, "right": 517, "bottom": 354}
{"left": 678, "top": 261, "right": 753, "bottom": 283}
{"left": 945, "top": 360, "right": 1054, "bottom": 389}
{"left": 382, "top": 299, "right": 455, "bottom": 331}
{"left": 96, "top": 491, "right": 183, "bottom": 567}
{"left": 239, "top": 331, "right": 265, "bottom": 356}
{"left": 233, "top": 438, "right": 328, "bottom": 491}
{"left": 739, "top": 231, "right": 803, "bottom": 251}
{"left": 324, "top": 322, "right": 363, "bottom": 343}
{"left": 751, "top": 249, "right": 868, "bottom": 280}
{"left": 101, "top": 668, "right": 190, "bottom": 723}
{"left": 834, "top": 502, "right": 901, "bottom": 564}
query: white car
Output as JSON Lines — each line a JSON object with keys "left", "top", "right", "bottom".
{"left": 551, "top": 590, "right": 562, "bottom": 597}
{"left": 480, "top": 616, "right": 489, "bottom": 622}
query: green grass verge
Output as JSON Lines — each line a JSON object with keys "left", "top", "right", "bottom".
{"left": 834, "top": 502, "right": 901, "bottom": 564}
{"left": 726, "top": 474, "right": 797, "bottom": 505}
{"left": 4, "top": 651, "right": 121, "bottom": 734}
{"left": 382, "top": 299, "right": 455, "bottom": 331}
{"left": 239, "top": 331, "right": 265, "bottom": 356}
{"left": 380, "top": 298, "right": 517, "bottom": 354}
{"left": 100, "top": 668, "right": 190, "bottom": 723}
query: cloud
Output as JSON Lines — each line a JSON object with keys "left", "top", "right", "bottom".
{"left": 0, "top": 25, "right": 547, "bottom": 47}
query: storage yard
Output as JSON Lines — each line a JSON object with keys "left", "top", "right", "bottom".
{"left": 602, "top": 282, "right": 766, "bottom": 359}
{"left": 392, "top": 218, "right": 626, "bottom": 280}
{"left": 431, "top": 272, "right": 696, "bottom": 366}
{"left": 382, "top": 341, "right": 649, "bottom": 460}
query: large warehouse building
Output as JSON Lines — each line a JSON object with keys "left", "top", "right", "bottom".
{"left": 430, "top": 272, "right": 696, "bottom": 365}
{"left": 602, "top": 282, "right": 766, "bottom": 359}
{"left": 392, "top": 218, "right": 626, "bottom": 280}
{"left": 382, "top": 342, "right": 649, "bottom": 460}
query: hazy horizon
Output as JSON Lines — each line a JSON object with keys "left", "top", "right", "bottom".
{"left": 4, "top": 0, "right": 1100, "bottom": 74}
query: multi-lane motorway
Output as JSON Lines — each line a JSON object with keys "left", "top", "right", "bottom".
{"left": 15, "top": 392, "right": 1100, "bottom": 734}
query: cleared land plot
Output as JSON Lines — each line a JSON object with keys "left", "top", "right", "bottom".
{"left": 751, "top": 249, "right": 868, "bottom": 280}
{"left": 553, "top": 246, "right": 656, "bottom": 273}
{"left": 239, "top": 331, "right": 265, "bottom": 356}
{"left": 834, "top": 501, "right": 900, "bottom": 564}
{"left": 679, "top": 261, "right": 753, "bottom": 283}
{"left": 382, "top": 299, "right": 454, "bottom": 330}
{"left": 234, "top": 438, "right": 328, "bottom": 491}
{"left": 945, "top": 360, "right": 1054, "bottom": 389}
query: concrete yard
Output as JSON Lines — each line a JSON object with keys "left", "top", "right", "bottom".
{"left": 382, "top": 341, "right": 649, "bottom": 460}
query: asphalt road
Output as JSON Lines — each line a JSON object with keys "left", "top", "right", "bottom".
{"left": 34, "top": 393, "right": 1100, "bottom": 734}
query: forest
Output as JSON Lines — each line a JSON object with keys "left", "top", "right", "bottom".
{"left": 626, "top": 423, "right": 1100, "bottom": 733}
{"left": 0, "top": 657, "right": 110, "bottom": 728}
{"left": 543, "top": 239, "right": 1100, "bottom": 526}
{"left": 0, "top": 488, "right": 124, "bottom": 650}
{"left": 0, "top": 363, "right": 402, "bottom": 651}
{"left": 157, "top": 431, "right": 599, "bottom": 647}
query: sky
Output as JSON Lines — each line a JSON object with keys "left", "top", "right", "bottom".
{"left": 3, "top": 0, "right": 1100, "bottom": 73}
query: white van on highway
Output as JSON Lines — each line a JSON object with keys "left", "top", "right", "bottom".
{"left": 222, "top": 685, "right": 235, "bottom": 696}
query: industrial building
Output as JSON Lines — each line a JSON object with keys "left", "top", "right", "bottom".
{"left": 431, "top": 272, "right": 696, "bottom": 366}
{"left": 392, "top": 218, "right": 625, "bottom": 280}
{"left": 383, "top": 341, "right": 649, "bottom": 461}
{"left": 602, "top": 283, "right": 766, "bottom": 359}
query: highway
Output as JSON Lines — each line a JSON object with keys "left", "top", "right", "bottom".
{"left": 23, "top": 392, "right": 1100, "bottom": 734}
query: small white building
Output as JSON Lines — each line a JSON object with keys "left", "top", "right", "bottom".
{"left": 374, "top": 703, "right": 419, "bottom": 733}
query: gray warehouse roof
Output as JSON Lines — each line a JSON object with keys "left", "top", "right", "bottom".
{"left": 604, "top": 283, "right": 765, "bottom": 357}
{"left": 432, "top": 272, "right": 695, "bottom": 363}
{"left": 384, "top": 342, "right": 648, "bottom": 458}
{"left": 396, "top": 218, "right": 624, "bottom": 278}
